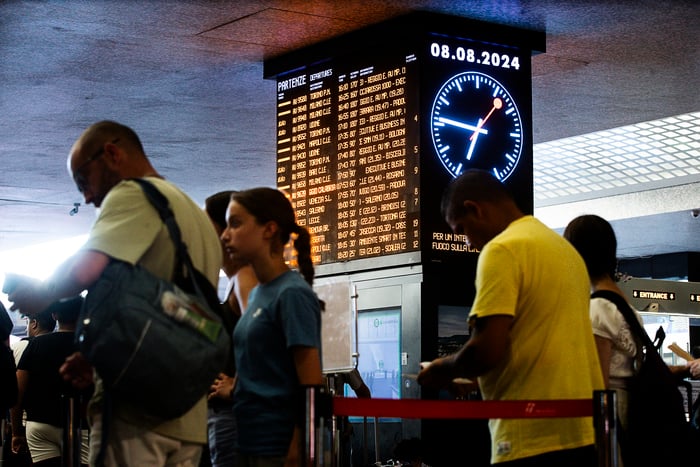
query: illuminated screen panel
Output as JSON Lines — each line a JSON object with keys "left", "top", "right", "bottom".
{"left": 270, "top": 12, "right": 541, "bottom": 267}
{"left": 345, "top": 308, "right": 402, "bottom": 422}
{"left": 276, "top": 51, "right": 420, "bottom": 265}
{"left": 419, "top": 33, "right": 534, "bottom": 263}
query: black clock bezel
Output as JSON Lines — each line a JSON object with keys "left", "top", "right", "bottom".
{"left": 430, "top": 70, "right": 524, "bottom": 181}
{"left": 420, "top": 33, "right": 535, "bottom": 264}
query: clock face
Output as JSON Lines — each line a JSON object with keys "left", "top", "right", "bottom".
{"left": 430, "top": 71, "right": 523, "bottom": 180}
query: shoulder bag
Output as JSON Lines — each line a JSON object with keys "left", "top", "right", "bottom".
{"left": 76, "top": 178, "right": 230, "bottom": 420}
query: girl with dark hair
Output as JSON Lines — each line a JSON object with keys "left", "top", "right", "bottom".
{"left": 563, "top": 214, "right": 642, "bottom": 462}
{"left": 221, "top": 187, "right": 323, "bottom": 467}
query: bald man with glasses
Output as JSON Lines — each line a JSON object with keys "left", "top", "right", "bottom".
{"left": 7, "top": 120, "right": 222, "bottom": 467}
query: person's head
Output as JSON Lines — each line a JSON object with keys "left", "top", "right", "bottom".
{"left": 28, "top": 309, "right": 57, "bottom": 336}
{"left": 222, "top": 187, "right": 314, "bottom": 286}
{"left": 205, "top": 190, "right": 248, "bottom": 276}
{"left": 67, "top": 120, "right": 155, "bottom": 207}
{"left": 563, "top": 214, "right": 618, "bottom": 281}
{"left": 440, "top": 169, "right": 522, "bottom": 250}
{"left": 205, "top": 191, "right": 235, "bottom": 233}
{"left": 46, "top": 296, "right": 84, "bottom": 327}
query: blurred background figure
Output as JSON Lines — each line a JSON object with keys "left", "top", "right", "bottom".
{"left": 1, "top": 303, "right": 19, "bottom": 460}
{"left": 11, "top": 296, "right": 91, "bottom": 467}
{"left": 1, "top": 302, "right": 17, "bottom": 406}
{"left": 202, "top": 190, "right": 258, "bottom": 467}
{"left": 12, "top": 311, "right": 56, "bottom": 366}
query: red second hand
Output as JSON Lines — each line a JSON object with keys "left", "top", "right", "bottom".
{"left": 469, "top": 97, "right": 503, "bottom": 141}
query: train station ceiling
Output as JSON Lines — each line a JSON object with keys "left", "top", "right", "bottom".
{"left": 0, "top": 0, "right": 698, "bottom": 270}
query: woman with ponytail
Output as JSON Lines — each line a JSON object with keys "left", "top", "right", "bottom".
{"left": 220, "top": 187, "right": 323, "bottom": 467}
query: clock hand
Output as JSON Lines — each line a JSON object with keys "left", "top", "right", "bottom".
{"left": 469, "top": 98, "right": 503, "bottom": 141}
{"left": 465, "top": 120, "right": 483, "bottom": 161}
{"left": 437, "top": 116, "right": 488, "bottom": 136}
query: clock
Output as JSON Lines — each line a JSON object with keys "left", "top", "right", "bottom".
{"left": 430, "top": 71, "right": 523, "bottom": 180}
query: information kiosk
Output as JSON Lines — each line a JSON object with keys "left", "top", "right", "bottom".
{"left": 264, "top": 11, "right": 545, "bottom": 464}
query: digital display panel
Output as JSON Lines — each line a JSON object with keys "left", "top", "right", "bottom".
{"left": 275, "top": 51, "right": 420, "bottom": 265}
{"left": 268, "top": 12, "right": 541, "bottom": 266}
{"left": 420, "top": 33, "right": 534, "bottom": 263}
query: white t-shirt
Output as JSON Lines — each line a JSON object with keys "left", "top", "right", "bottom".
{"left": 11, "top": 338, "right": 29, "bottom": 366}
{"left": 590, "top": 297, "right": 642, "bottom": 381}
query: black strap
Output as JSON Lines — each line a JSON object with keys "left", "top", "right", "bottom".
{"left": 591, "top": 290, "right": 654, "bottom": 352}
{"left": 131, "top": 178, "right": 210, "bottom": 309}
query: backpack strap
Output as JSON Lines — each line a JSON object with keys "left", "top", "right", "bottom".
{"left": 591, "top": 290, "right": 654, "bottom": 352}
{"left": 131, "top": 178, "right": 206, "bottom": 301}
{"left": 131, "top": 178, "right": 224, "bottom": 323}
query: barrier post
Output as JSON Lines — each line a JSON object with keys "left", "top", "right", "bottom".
{"left": 328, "top": 403, "right": 337, "bottom": 467}
{"left": 303, "top": 385, "right": 331, "bottom": 466}
{"left": 61, "top": 393, "right": 81, "bottom": 467}
{"left": 323, "top": 374, "right": 347, "bottom": 467}
{"left": 593, "top": 390, "right": 618, "bottom": 467}
{"left": 302, "top": 386, "right": 318, "bottom": 466}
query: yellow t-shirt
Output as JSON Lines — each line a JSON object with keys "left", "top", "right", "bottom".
{"left": 82, "top": 177, "right": 223, "bottom": 444}
{"left": 469, "top": 215, "right": 604, "bottom": 463}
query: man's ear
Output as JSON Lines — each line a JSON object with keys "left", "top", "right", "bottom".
{"left": 462, "top": 200, "right": 480, "bottom": 217}
{"left": 102, "top": 140, "right": 122, "bottom": 166}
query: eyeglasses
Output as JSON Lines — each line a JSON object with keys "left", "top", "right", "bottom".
{"left": 73, "top": 138, "right": 119, "bottom": 193}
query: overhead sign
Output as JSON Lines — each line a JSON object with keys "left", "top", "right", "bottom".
{"left": 632, "top": 289, "right": 676, "bottom": 300}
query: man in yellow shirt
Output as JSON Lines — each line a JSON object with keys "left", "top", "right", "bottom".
{"left": 418, "top": 169, "right": 604, "bottom": 466}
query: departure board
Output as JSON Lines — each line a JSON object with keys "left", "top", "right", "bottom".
{"left": 266, "top": 12, "right": 544, "bottom": 266}
{"left": 275, "top": 53, "right": 420, "bottom": 265}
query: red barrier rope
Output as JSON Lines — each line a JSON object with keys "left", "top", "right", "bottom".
{"left": 333, "top": 397, "right": 593, "bottom": 420}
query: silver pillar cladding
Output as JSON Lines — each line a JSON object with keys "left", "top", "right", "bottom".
{"left": 314, "top": 263, "right": 424, "bottom": 460}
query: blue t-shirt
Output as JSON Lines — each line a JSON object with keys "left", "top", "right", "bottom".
{"left": 233, "top": 270, "right": 322, "bottom": 456}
